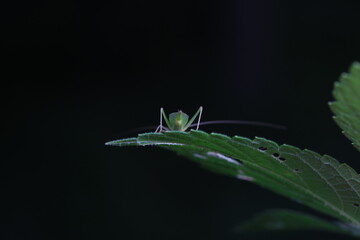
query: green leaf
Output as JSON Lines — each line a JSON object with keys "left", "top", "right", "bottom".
{"left": 330, "top": 62, "right": 360, "bottom": 151}
{"left": 106, "top": 131, "right": 360, "bottom": 226}
{"left": 237, "top": 209, "right": 360, "bottom": 237}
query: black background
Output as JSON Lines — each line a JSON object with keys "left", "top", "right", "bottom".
{"left": 2, "top": 0, "right": 360, "bottom": 239}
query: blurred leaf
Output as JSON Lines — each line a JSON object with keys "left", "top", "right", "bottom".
{"left": 330, "top": 62, "right": 360, "bottom": 151}
{"left": 237, "top": 209, "right": 359, "bottom": 237}
{"left": 106, "top": 130, "right": 360, "bottom": 226}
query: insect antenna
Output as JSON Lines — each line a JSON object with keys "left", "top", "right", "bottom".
{"left": 189, "top": 120, "right": 286, "bottom": 130}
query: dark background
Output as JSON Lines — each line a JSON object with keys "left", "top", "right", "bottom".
{"left": 2, "top": 0, "right": 360, "bottom": 239}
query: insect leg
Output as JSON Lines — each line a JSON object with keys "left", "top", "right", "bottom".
{"left": 183, "top": 106, "right": 203, "bottom": 130}
{"left": 155, "top": 108, "right": 163, "bottom": 133}
{"left": 159, "top": 107, "right": 163, "bottom": 131}
{"left": 196, "top": 106, "right": 203, "bottom": 130}
{"left": 161, "top": 107, "right": 172, "bottom": 131}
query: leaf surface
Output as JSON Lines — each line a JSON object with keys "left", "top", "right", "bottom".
{"left": 330, "top": 62, "right": 360, "bottom": 151}
{"left": 106, "top": 131, "right": 360, "bottom": 226}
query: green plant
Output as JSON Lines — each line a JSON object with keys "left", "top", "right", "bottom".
{"left": 106, "top": 62, "right": 360, "bottom": 237}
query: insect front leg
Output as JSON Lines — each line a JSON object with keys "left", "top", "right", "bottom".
{"left": 183, "top": 106, "right": 203, "bottom": 131}
{"left": 155, "top": 108, "right": 163, "bottom": 132}
{"left": 155, "top": 107, "right": 171, "bottom": 132}
{"left": 195, "top": 106, "right": 203, "bottom": 130}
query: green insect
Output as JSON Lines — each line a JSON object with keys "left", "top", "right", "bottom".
{"left": 155, "top": 106, "right": 286, "bottom": 133}
{"left": 155, "top": 106, "right": 203, "bottom": 132}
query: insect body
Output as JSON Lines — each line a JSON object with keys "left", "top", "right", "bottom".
{"left": 155, "top": 106, "right": 203, "bottom": 132}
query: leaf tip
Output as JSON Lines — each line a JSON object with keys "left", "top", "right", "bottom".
{"left": 105, "top": 140, "right": 121, "bottom": 146}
